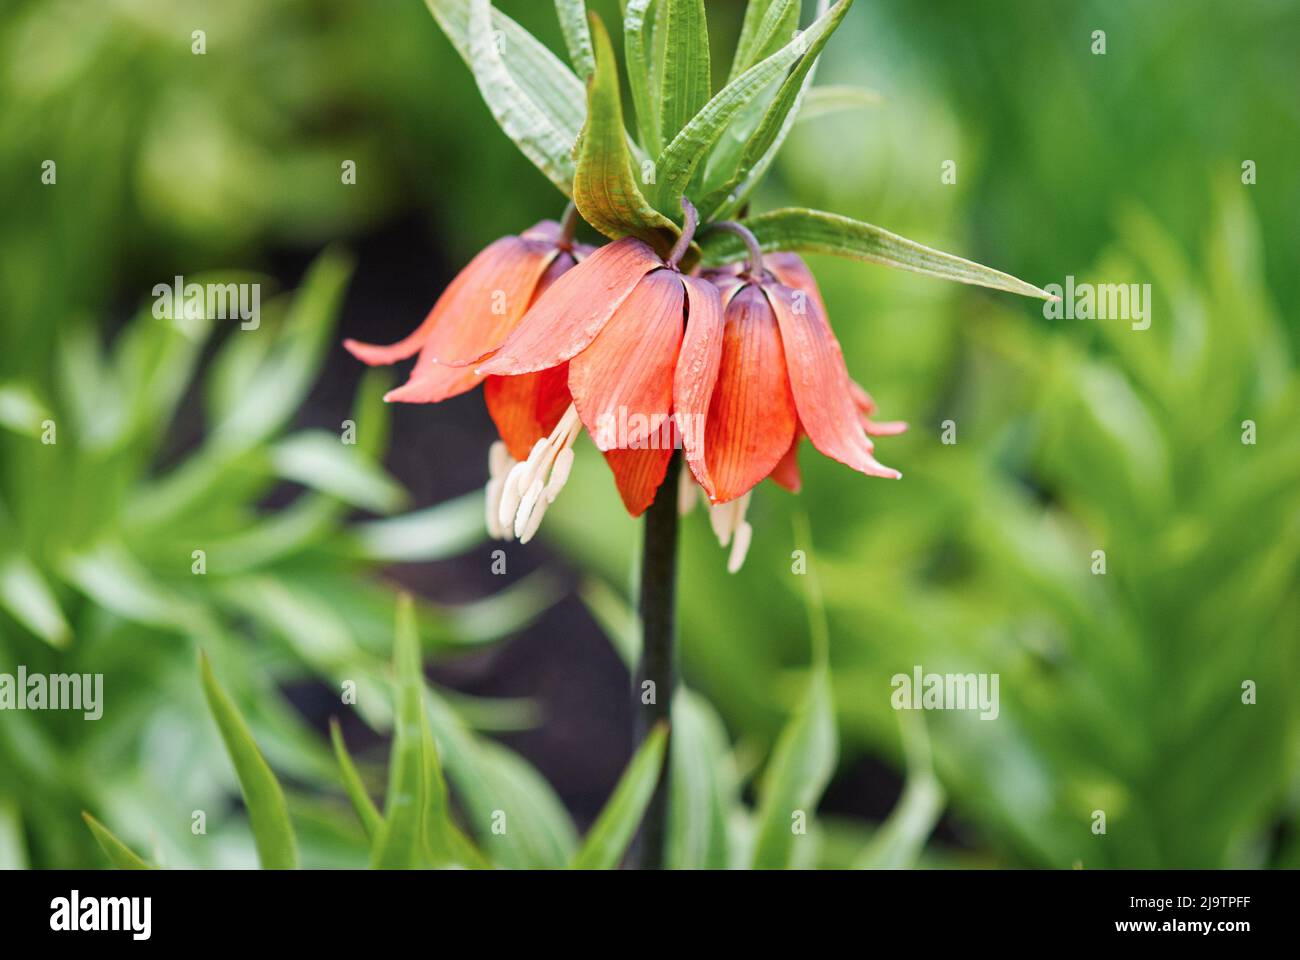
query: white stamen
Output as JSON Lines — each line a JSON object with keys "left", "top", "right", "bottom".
{"left": 484, "top": 442, "right": 518, "bottom": 540}
{"left": 503, "top": 404, "right": 582, "bottom": 544}
{"left": 677, "top": 464, "right": 698, "bottom": 516}
{"left": 708, "top": 491, "right": 753, "bottom": 569}
{"left": 727, "top": 520, "right": 753, "bottom": 573}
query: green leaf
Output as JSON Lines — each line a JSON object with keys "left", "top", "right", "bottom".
{"left": 0, "top": 799, "right": 28, "bottom": 869}
{"left": 574, "top": 14, "right": 679, "bottom": 251}
{"left": 269, "top": 431, "right": 407, "bottom": 514}
{"left": 653, "top": 3, "right": 840, "bottom": 210}
{"left": 371, "top": 595, "right": 484, "bottom": 869}
{"left": 554, "top": 0, "right": 595, "bottom": 80}
{"left": 0, "top": 552, "right": 71, "bottom": 648}
{"left": 729, "top": 0, "right": 801, "bottom": 80}
{"left": 623, "top": 0, "right": 660, "bottom": 155}
{"left": 346, "top": 491, "right": 484, "bottom": 563}
{"left": 700, "top": 0, "right": 853, "bottom": 219}
{"left": 700, "top": 208, "right": 1058, "bottom": 300}
{"left": 0, "top": 382, "right": 49, "bottom": 437}
{"left": 425, "top": 0, "right": 585, "bottom": 194}
{"left": 467, "top": 0, "right": 579, "bottom": 196}
{"left": 209, "top": 248, "right": 353, "bottom": 453}
{"left": 570, "top": 722, "right": 669, "bottom": 869}
{"left": 655, "top": 0, "right": 710, "bottom": 149}
{"left": 81, "top": 813, "right": 155, "bottom": 870}
{"left": 426, "top": 690, "right": 578, "bottom": 869}
{"left": 329, "top": 719, "right": 383, "bottom": 841}
{"left": 855, "top": 714, "right": 945, "bottom": 869}
{"left": 667, "top": 689, "right": 734, "bottom": 869}
{"left": 578, "top": 577, "right": 640, "bottom": 670}
{"left": 750, "top": 665, "right": 836, "bottom": 868}
{"left": 199, "top": 652, "right": 300, "bottom": 869}
{"left": 796, "top": 84, "right": 883, "bottom": 122}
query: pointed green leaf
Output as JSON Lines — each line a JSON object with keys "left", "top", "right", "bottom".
{"left": 0, "top": 552, "right": 70, "bottom": 648}
{"left": 700, "top": 0, "right": 853, "bottom": 219}
{"left": 426, "top": 690, "right": 578, "bottom": 869}
{"left": 82, "top": 813, "right": 155, "bottom": 870}
{"left": 371, "top": 595, "right": 484, "bottom": 869}
{"left": 654, "top": 2, "right": 844, "bottom": 210}
{"left": 0, "top": 799, "right": 28, "bottom": 869}
{"left": 655, "top": 0, "right": 710, "bottom": 149}
{"left": 623, "top": 0, "right": 660, "bottom": 155}
{"left": 570, "top": 723, "right": 668, "bottom": 869}
{"left": 200, "top": 653, "right": 299, "bottom": 869}
{"left": 796, "top": 84, "right": 883, "bottom": 122}
{"left": 329, "top": 719, "right": 383, "bottom": 841}
{"left": 467, "top": 0, "right": 579, "bottom": 196}
{"left": 554, "top": 0, "right": 595, "bottom": 80}
{"left": 700, "top": 208, "right": 1058, "bottom": 300}
{"left": 574, "top": 14, "right": 678, "bottom": 251}
{"left": 667, "top": 689, "right": 735, "bottom": 869}
{"left": 855, "top": 714, "right": 945, "bottom": 869}
{"left": 269, "top": 430, "right": 407, "bottom": 514}
{"left": 750, "top": 665, "right": 836, "bottom": 868}
{"left": 424, "top": 1, "right": 584, "bottom": 194}
{"left": 729, "top": 0, "right": 801, "bottom": 80}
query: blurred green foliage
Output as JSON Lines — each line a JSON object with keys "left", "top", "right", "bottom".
{"left": 2, "top": 0, "right": 1296, "bottom": 869}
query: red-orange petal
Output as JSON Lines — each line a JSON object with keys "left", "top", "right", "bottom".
{"left": 345, "top": 234, "right": 555, "bottom": 373}
{"left": 770, "top": 431, "right": 803, "bottom": 493}
{"left": 568, "top": 269, "right": 683, "bottom": 452}
{"left": 603, "top": 445, "right": 674, "bottom": 516}
{"left": 765, "top": 252, "right": 827, "bottom": 314}
{"left": 766, "top": 283, "right": 901, "bottom": 480}
{"left": 476, "top": 237, "right": 663, "bottom": 376}
{"left": 673, "top": 275, "right": 725, "bottom": 499}
{"left": 850, "top": 380, "right": 908, "bottom": 436}
{"left": 484, "top": 365, "right": 572, "bottom": 461}
{"left": 704, "top": 284, "right": 798, "bottom": 502}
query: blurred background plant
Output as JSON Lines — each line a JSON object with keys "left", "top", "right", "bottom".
{"left": 1, "top": 0, "right": 1296, "bottom": 869}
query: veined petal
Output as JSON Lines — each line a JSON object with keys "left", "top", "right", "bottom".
{"left": 477, "top": 237, "right": 662, "bottom": 376}
{"left": 765, "top": 252, "right": 827, "bottom": 314}
{"left": 770, "top": 431, "right": 803, "bottom": 493}
{"left": 484, "top": 365, "right": 573, "bottom": 462}
{"left": 673, "top": 275, "right": 725, "bottom": 499}
{"left": 569, "top": 269, "right": 684, "bottom": 452}
{"left": 850, "top": 380, "right": 908, "bottom": 436}
{"left": 603, "top": 445, "right": 674, "bottom": 517}
{"left": 345, "top": 234, "right": 554, "bottom": 368}
{"left": 766, "top": 283, "right": 901, "bottom": 480}
{"left": 705, "top": 284, "right": 798, "bottom": 502}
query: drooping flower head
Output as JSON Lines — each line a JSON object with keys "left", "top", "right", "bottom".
{"left": 343, "top": 204, "right": 905, "bottom": 570}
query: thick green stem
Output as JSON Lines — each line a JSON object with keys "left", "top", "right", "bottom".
{"left": 631, "top": 450, "right": 681, "bottom": 869}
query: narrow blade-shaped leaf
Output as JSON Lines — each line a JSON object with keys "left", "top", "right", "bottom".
{"left": 700, "top": 0, "right": 853, "bottom": 219}
{"left": 574, "top": 14, "right": 678, "bottom": 251}
{"left": 667, "top": 689, "right": 734, "bottom": 870}
{"left": 199, "top": 653, "right": 299, "bottom": 869}
{"left": 330, "top": 719, "right": 383, "bottom": 841}
{"left": 570, "top": 723, "right": 668, "bottom": 869}
{"left": 424, "top": 0, "right": 584, "bottom": 193}
{"left": 855, "top": 715, "right": 945, "bottom": 869}
{"left": 729, "top": 0, "right": 801, "bottom": 80}
{"left": 623, "top": 0, "right": 660, "bottom": 155}
{"left": 700, "top": 208, "right": 1058, "bottom": 300}
{"left": 655, "top": 0, "right": 710, "bottom": 149}
{"left": 796, "top": 84, "right": 883, "bottom": 123}
{"left": 468, "top": 0, "right": 579, "bottom": 196}
{"left": 554, "top": 0, "right": 595, "bottom": 80}
{"left": 654, "top": 5, "right": 836, "bottom": 209}
{"left": 82, "top": 813, "right": 155, "bottom": 870}
{"left": 0, "top": 552, "right": 70, "bottom": 648}
{"left": 749, "top": 665, "right": 836, "bottom": 868}
{"left": 371, "top": 594, "right": 485, "bottom": 869}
